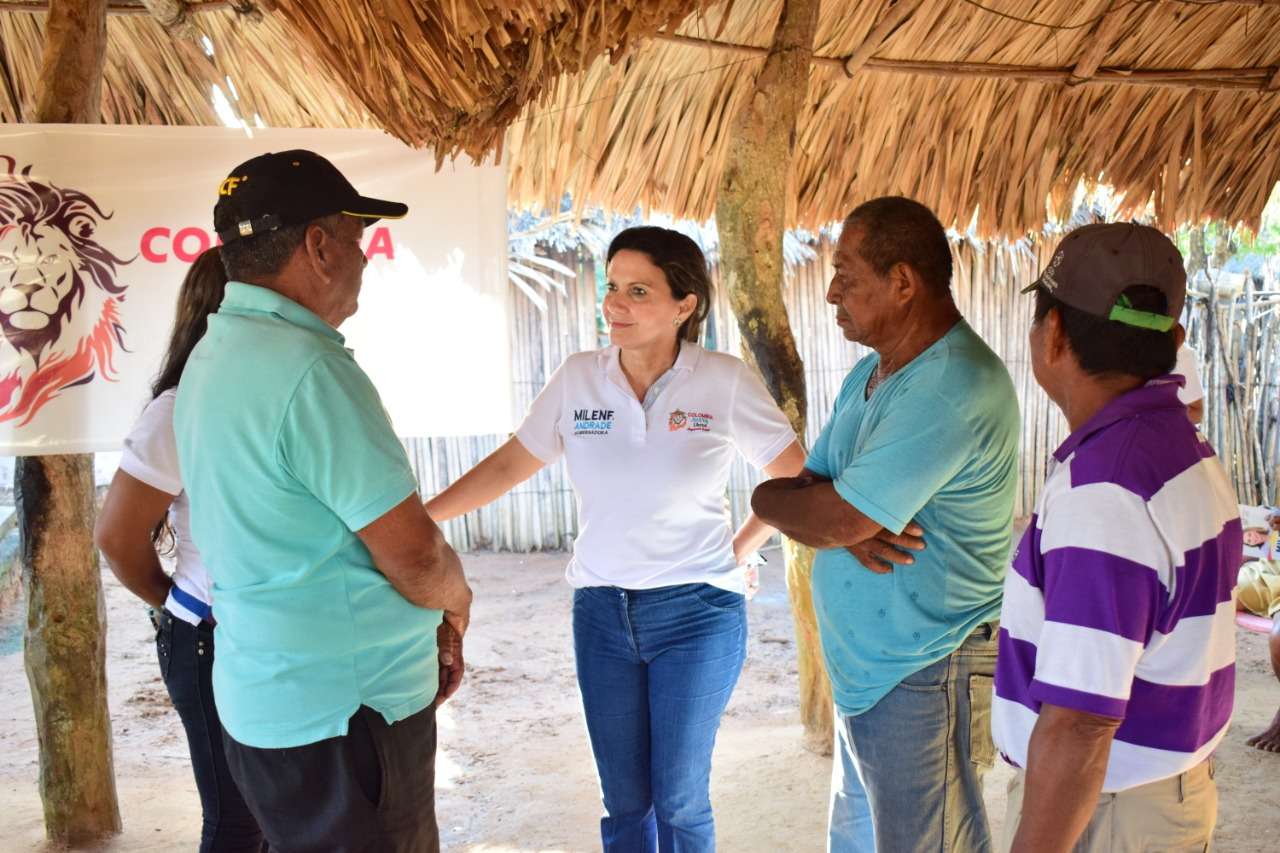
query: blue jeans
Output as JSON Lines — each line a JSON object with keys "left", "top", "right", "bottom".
{"left": 828, "top": 622, "right": 998, "bottom": 853}
{"left": 573, "top": 583, "right": 747, "bottom": 853}
{"left": 828, "top": 714, "right": 875, "bottom": 852}
{"left": 154, "top": 608, "right": 265, "bottom": 853}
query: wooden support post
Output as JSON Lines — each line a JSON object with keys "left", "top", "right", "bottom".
{"left": 19, "top": 0, "right": 122, "bottom": 846}
{"left": 34, "top": 0, "right": 108, "bottom": 122}
{"left": 19, "top": 456, "right": 120, "bottom": 845}
{"left": 0, "top": 41, "right": 21, "bottom": 121}
{"left": 715, "top": 0, "right": 832, "bottom": 755}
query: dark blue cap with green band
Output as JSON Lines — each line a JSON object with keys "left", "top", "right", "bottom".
{"left": 1022, "top": 223, "right": 1186, "bottom": 330}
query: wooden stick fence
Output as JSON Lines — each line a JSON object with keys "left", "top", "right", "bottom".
{"left": 1186, "top": 278, "right": 1280, "bottom": 506}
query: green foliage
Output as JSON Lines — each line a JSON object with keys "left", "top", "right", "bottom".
{"left": 1239, "top": 185, "right": 1280, "bottom": 256}
{"left": 1173, "top": 182, "right": 1280, "bottom": 271}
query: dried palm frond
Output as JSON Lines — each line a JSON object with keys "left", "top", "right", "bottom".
{"left": 3, "top": 0, "right": 1279, "bottom": 239}
{"left": 508, "top": 0, "right": 1280, "bottom": 237}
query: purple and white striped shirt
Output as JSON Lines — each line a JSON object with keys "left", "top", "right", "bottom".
{"left": 992, "top": 377, "right": 1241, "bottom": 792}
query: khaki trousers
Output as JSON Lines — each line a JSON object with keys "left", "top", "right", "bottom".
{"left": 1001, "top": 758, "right": 1217, "bottom": 853}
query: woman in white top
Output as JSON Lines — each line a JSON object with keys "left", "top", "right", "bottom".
{"left": 96, "top": 249, "right": 264, "bottom": 853}
{"left": 1173, "top": 343, "right": 1205, "bottom": 424}
{"left": 427, "top": 227, "right": 806, "bottom": 852}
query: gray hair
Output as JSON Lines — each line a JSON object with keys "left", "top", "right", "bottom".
{"left": 218, "top": 213, "right": 343, "bottom": 282}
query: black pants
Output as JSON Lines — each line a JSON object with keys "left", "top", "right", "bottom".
{"left": 155, "top": 608, "right": 265, "bottom": 853}
{"left": 222, "top": 704, "right": 440, "bottom": 853}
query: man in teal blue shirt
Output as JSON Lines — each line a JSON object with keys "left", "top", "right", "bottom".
{"left": 753, "top": 197, "right": 1018, "bottom": 853}
{"left": 176, "top": 151, "right": 471, "bottom": 851}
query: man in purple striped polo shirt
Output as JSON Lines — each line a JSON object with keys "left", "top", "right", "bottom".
{"left": 993, "top": 223, "right": 1241, "bottom": 852}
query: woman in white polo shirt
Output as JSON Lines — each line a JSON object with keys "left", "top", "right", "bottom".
{"left": 95, "top": 249, "right": 264, "bottom": 853}
{"left": 427, "top": 226, "right": 805, "bottom": 851}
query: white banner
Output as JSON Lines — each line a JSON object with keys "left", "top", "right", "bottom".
{"left": 0, "top": 125, "right": 512, "bottom": 456}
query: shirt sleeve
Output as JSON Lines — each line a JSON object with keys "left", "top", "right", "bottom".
{"left": 805, "top": 368, "right": 863, "bottom": 479}
{"left": 1027, "top": 483, "right": 1162, "bottom": 720}
{"left": 1174, "top": 345, "right": 1204, "bottom": 405}
{"left": 119, "top": 390, "right": 183, "bottom": 496}
{"left": 730, "top": 361, "right": 798, "bottom": 470}
{"left": 804, "top": 416, "right": 835, "bottom": 479}
{"left": 829, "top": 386, "right": 976, "bottom": 535}
{"left": 514, "top": 358, "right": 568, "bottom": 463}
{"left": 278, "top": 354, "right": 419, "bottom": 532}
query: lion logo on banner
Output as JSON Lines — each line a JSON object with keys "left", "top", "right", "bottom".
{"left": 0, "top": 155, "right": 130, "bottom": 426}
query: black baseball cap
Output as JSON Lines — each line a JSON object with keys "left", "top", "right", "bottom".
{"left": 1022, "top": 223, "right": 1186, "bottom": 331}
{"left": 213, "top": 149, "right": 407, "bottom": 244}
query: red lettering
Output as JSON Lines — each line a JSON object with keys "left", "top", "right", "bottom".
{"left": 365, "top": 227, "right": 394, "bottom": 261}
{"left": 140, "top": 226, "right": 171, "bottom": 263}
{"left": 173, "top": 227, "right": 212, "bottom": 263}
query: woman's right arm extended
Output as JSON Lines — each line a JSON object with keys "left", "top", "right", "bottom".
{"left": 425, "top": 436, "right": 547, "bottom": 522}
{"left": 95, "top": 470, "right": 176, "bottom": 609}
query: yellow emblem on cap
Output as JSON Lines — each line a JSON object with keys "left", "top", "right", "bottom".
{"left": 219, "top": 175, "right": 248, "bottom": 196}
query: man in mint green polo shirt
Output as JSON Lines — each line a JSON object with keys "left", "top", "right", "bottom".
{"left": 175, "top": 150, "right": 472, "bottom": 852}
{"left": 753, "top": 197, "right": 1019, "bottom": 853}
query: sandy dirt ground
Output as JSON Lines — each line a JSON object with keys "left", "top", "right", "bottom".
{"left": 2, "top": 548, "right": 1278, "bottom": 852}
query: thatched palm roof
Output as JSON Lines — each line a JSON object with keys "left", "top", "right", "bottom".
{"left": 0, "top": 3, "right": 374, "bottom": 130}
{"left": 2, "top": 0, "right": 1279, "bottom": 236}
{"left": 509, "top": 0, "right": 1280, "bottom": 235}
{"left": 0, "top": 0, "right": 698, "bottom": 153}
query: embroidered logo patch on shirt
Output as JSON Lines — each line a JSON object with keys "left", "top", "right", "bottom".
{"left": 670, "top": 408, "right": 713, "bottom": 432}
{"left": 573, "top": 408, "right": 615, "bottom": 436}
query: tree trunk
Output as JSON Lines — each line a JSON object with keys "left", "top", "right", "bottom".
{"left": 715, "top": 0, "right": 831, "bottom": 755}
{"left": 1209, "top": 221, "right": 1232, "bottom": 271}
{"left": 34, "top": 0, "right": 108, "bottom": 123}
{"left": 781, "top": 538, "right": 830, "bottom": 753}
{"left": 1187, "top": 225, "right": 1207, "bottom": 281}
{"left": 19, "top": 455, "right": 121, "bottom": 845}
{"left": 20, "top": 0, "right": 121, "bottom": 846}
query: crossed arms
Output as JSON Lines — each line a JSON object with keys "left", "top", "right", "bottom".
{"left": 751, "top": 470, "right": 925, "bottom": 572}
{"left": 750, "top": 469, "right": 882, "bottom": 550}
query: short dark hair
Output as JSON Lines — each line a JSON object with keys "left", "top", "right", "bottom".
{"left": 606, "top": 226, "right": 713, "bottom": 343}
{"left": 843, "top": 196, "right": 953, "bottom": 295}
{"left": 218, "top": 213, "right": 344, "bottom": 281}
{"left": 1034, "top": 285, "right": 1178, "bottom": 380}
